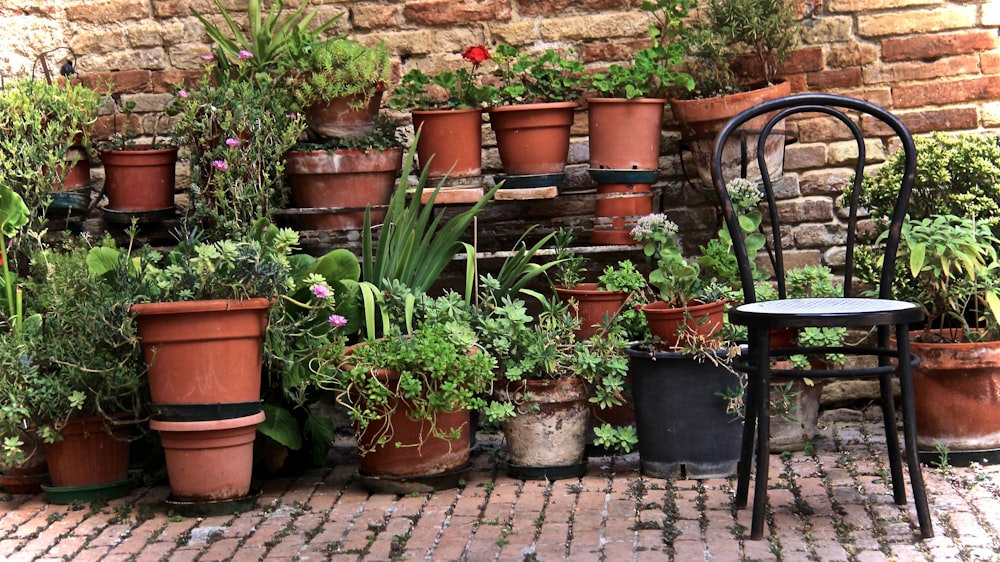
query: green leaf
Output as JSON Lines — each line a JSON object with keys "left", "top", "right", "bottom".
{"left": 258, "top": 404, "right": 303, "bottom": 450}
{"left": 304, "top": 414, "right": 335, "bottom": 466}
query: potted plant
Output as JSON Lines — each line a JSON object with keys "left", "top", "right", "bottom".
{"left": 548, "top": 229, "right": 648, "bottom": 340}
{"left": 668, "top": 0, "right": 800, "bottom": 187}
{"left": 284, "top": 115, "right": 404, "bottom": 231}
{"left": 97, "top": 98, "right": 179, "bottom": 217}
{"left": 0, "top": 77, "right": 101, "bottom": 225}
{"left": 486, "top": 44, "right": 589, "bottom": 188}
{"left": 387, "top": 45, "right": 496, "bottom": 194}
{"left": 169, "top": 68, "right": 305, "bottom": 239}
{"left": 480, "top": 293, "right": 636, "bottom": 479}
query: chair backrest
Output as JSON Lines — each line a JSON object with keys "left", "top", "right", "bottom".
{"left": 710, "top": 93, "right": 917, "bottom": 304}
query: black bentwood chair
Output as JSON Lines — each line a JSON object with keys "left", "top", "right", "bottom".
{"left": 711, "top": 94, "right": 933, "bottom": 540}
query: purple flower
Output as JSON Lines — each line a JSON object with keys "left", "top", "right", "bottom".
{"left": 211, "top": 160, "right": 228, "bottom": 171}
{"left": 328, "top": 315, "right": 347, "bottom": 327}
{"left": 177, "top": 89, "right": 188, "bottom": 99}
{"left": 311, "top": 284, "right": 330, "bottom": 299}
{"left": 225, "top": 137, "right": 241, "bottom": 147}
{"left": 286, "top": 113, "right": 298, "bottom": 120}
{"left": 201, "top": 54, "right": 214, "bottom": 61}
{"left": 238, "top": 50, "right": 253, "bottom": 61}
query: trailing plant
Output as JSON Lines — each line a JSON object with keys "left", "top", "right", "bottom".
{"left": 0, "top": 77, "right": 101, "bottom": 226}
{"left": 489, "top": 44, "right": 589, "bottom": 105}
{"left": 169, "top": 71, "right": 305, "bottom": 239}
{"left": 387, "top": 45, "right": 497, "bottom": 111}
{"left": 191, "top": 0, "right": 343, "bottom": 74}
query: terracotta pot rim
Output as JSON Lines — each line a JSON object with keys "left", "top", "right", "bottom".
{"left": 641, "top": 299, "right": 725, "bottom": 313}
{"left": 130, "top": 297, "right": 272, "bottom": 316}
{"left": 554, "top": 282, "right": 624, "bottom": 295}
{"left": 284, "top": 145, "right": 404, "bottom": 158}
{"left": 150, "top": 411, "right": 265, "bottom": 433}
{"left": 99, "top": 145, "right": 179, "bottom": 157}
{"left": 586, "top": 97, "right": 666, "bottom": 105}
{"left": 487, "top": 100, "right": 579, "bottom": 114}
{"left": 412, "top": 107, "right": 484, "bottom": 116}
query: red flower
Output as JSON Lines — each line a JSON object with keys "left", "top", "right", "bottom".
{"left": 462, "top": 45, "right": 491, "bottom": 65}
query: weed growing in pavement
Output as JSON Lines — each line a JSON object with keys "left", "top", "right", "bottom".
{"left": 46, "top": 512, "right": 65, "bottom": 524}
{"left": 803, "top": 440, "right": 816, "bottom": 456}
{"left": 935, "top": 441, "right": 952, "bottom": 470}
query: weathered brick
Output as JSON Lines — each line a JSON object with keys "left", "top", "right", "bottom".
{"left": 893, "top": 75, "right": 1000, "bottom": 108}
{"left": 982, "top": 102, "right": 1000, "bottom": 127}
{"left": 352, "top": 4, "right": 405, "bottom": 30}
{"left": 152, "top": 0, "right": 187, "bottom": 18}
{"left": 540, "top": 13, "right": 648, "bottom": 41}
{"left": 983, "top": 52, "right": 1000, "bottom": 75}
{"left": 800, "top": 15, "right": 854, "bottom": 44}
{"left": 858, "top": 6, "right": 978, "bottom": 38}
{"left": 865, "top": 54, "right": 980, "bottom": 84}
{"left": 781, "top": 46, "right": 824, "bottom": 74}
{"left": 579, "top": 38, "right": 650, "bottom": 64}
{"left": 786, "top": 143, "right": 828, "bottom": 171}
{"left": 827, "top": 43, "right": 879, "bottom": 69}
{"left": 897, "top": 106, "right": 979, "bottom": 133}
{"left": 403, "top": 0, "right": 512, "bottom": 26}
{"left": 828, "top": 0, "right": 941, "bottom": 13}
{"left": 81, "top": 69, "right": 152, "bottom": 93}
{"left": 65, "top": 0, "right": 150, "bottom": 23}
{"left": 882, "top": 30, "right": 998, "bottom": 62}
{"left": 806, "top": 67, "right": 863, "bottom": 90}
{"left": 517, "top": 0, "right": 642, "bottom": 17}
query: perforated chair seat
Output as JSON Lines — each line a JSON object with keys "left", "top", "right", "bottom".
{"left": 730, "top": 297, "right": 924, "bottom": 328}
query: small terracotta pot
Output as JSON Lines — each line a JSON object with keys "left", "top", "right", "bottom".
{"left": 554, "top": 283, "right": 629, "bottom": 340}
{"left": 487, "top": 101, "right": 577, "bottom": 176}
{"left": 130, "top": 298, "right": 270, "bottom": 405}
{"left": 43, "top": 415, "right": 130, "bottom": 488}
{"left": 305, "top": 90, "right": 383, "bottom": 140}
{"left": 152, "top": 411, "right": 264, "bottom": 502}
{"left": 412, "top": 108, "right": 483, "bottom": 179}
{"left": 99, "top": 145, "right": 178, "bottom": 212}
{"left": 590, "top": 182, "right": 652, "bottom": 246}
{"left": 587, "top": 97, "right": 665, "bottom": 171}
{"left": 642, "top": 299, "right": 726, "bottom": 349}
{"left": 57, "top": 145, "right": 91, "bottom": 191}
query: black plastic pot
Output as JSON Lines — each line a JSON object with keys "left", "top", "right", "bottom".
{"left": 626, "top": 343, "right": 743, "bottom": 479}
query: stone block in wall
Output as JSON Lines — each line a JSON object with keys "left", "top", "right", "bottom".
{"left": 794, "top": 223, "right": 850, "bottom": 250}
{"left": 66, "top": 0, "right": 150, "bottom": 24}
{"left": 867, "top": 55, "right": 980, "bottom": 84}
{"left": 353, "top": 4, "right": 405, "bottom": 30}
{"left": 881, "top": 30, "right": 998, "bottom": 63}
{"left": 780, "top": 46, "right": 823, "bottom": 74}
{"left": 806, "top": 67, "right": 862, "bottom": 90}
{"left": 122, "top": 92, "right": 174, "bottom": 113}
{"left": 800, "top": 16, "right": 853, "bottom": 44}
{"left": 828, "top": 139, "right": 886, "bottom": 167}
{"left": 858, "top": 6, "right": 977, "bottom": 38}
{"left": 403, "top": 0, "right": 512, "bottom": 26}
{"left": 893, "top": 75, "right": 1000, "bottom": 109}
{"left": 826, "top": 43, "right": 879, "bottom": 70}
{"left": 517, "top": 0, "right": 643, "bottom": 17}
{"left": 898, "top": 107, "right": 979, "bottom": 134}
{"left": 540, "top": 13, "right": 648, "bottom": 42}
{"left": 786, "top": 143, "right": 828, "bottom": 171}
{"left": 579, "top": 38, "right": 650, "bottom": 65}
{"left": 776, "top": 197, "right": 835, "bottom": 224}
{"left": 799, "top": 169, "right": 853, "bottom": 197}
{"left": 82, "top": 47, "right": 169, "bottom": 74}
{"left": 71, "top": 30, "right": 129, "bottom": 56}
{"left": 491, "top": 21, "right": 537, "bottom": 46}
{"left": 827, "top": 0, "right": 933, "bottom": 14}
{"left": 982, "top": 102, "right": 1000, "bottom": 127}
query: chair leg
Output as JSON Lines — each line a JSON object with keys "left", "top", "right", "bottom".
{"left": 879, "top": 369, "right": 906, "bottom": 505}
{"left": 750, "top": 333, "right": 772, "bottom": 540}
{"left": 896, "top": 326, "right": 934, "bottom": 538}
{"left": 736, "top": 364, "right": 759, "bottom": 509}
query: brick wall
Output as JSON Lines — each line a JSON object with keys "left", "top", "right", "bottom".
{"left": 2, "top": 0, "right": 1000, "bottom": 260}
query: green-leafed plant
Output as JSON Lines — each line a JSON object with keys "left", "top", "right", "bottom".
{"left": 699, "top": 177, "right": 768, "bottom": 299}
{"left": 590, "top": 0, "right": 695, "bottom": 99}
{"left": 288, "top": 38, "right": 391, "bottom": 110}
{"left": 290, "top": 113, "right": 402, "bottom": 153}
{"left": 853, "top": 133, "right": 1000, "bottom": 239}
{"left": 168, "top": 70, "right": 304, "bottom": 239}
{"left": 489, "top": 44, "right": 589, "bottom": 105}
{"left": 334, "top": 288, "right": 495, "bottom": 454}
{"left": 0, "top": 77, "right": 101, "bottom": 226}
{"left": 388, "top": 45, "right": 497, "bottom": 111}
{"left": 191, "top": 0, "right": 343, "bottom": 74}
{"left": 631, "top": 214, "right": 705, "bottom": 306}
{"left": 864, "top": 214, "right": 1000, "bottom": 343}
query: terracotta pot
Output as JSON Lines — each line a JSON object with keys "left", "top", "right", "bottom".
{"left": 590, "top": 182, "right": 652, "bottom": 246}
{"left": 495, "top": 378, "right": 590, "bottom": 470}
{"left": 554, "top": 283, "right": 629, "bottom": 340}
{"left": 305, "top": 90, "right": 383, "bottom": 140}
{"left": 58, "top": 145, "right": 91, "bottom": 191}
{"left": 0, "top": 429, "right": 48, "bottom": 494}
{"left": 43, "top": 415, "right": 130, "bottom": 488}
{"left": 626, "top": 344, "right": 742, "bottom": 479}
{"left": 587, "top": 98, "right": 665, "bottom": 171}
{"left": 151, "top": 411, "right": 264, "bottom": 501}
{"left": 487, "top": 101, "right": 577, "bottom": 176}
{"left": 412, "top": 108, "right": 483, "bottom": 179}
{"left": 99, "top": 145, "right": 178, "bottom": 212}
{"left": 669, "top": 81, "right": 791, "bottom": 188}
{"left": 642, "top": 299, "right": 726, "bottom": 349}
{"left": 910, "top": 332, "right": 1000, "bottom": 458}
{"left": 130, "top": 298, "right": 270, "bottom": 405}
{"left": 285, "top": 146, "right": 403, "bottom": 231}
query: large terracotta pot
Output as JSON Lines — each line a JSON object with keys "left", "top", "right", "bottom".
{"left": 130, "top": 298, "right": 270, "bottom": 405}
{"left": 99, "top": 145, "right": 178, "bottom": 212}
{"left": 910, "top": 332, "right": 1000, "bottom": 464}
{"left": 285, "top": 146, "right": 403, "bottom": 231}
{"left": 554, "top": 283, "right": 629, "bottom": 340}
{"left": 43, "top": 415, "right": 130, "bottom": 488}
{"left": 587, "top": 97, "right": 665, "bottom": 171}
{"left": 305, "top": 90, "right": 383, "bottom": 140}
{"left": 151, "top": 411, "right": 264, "bottom": 501}
{"left": 412, "top": 108, "right": 483, "bottom": 179}
{"left": 642, "top": 299, "right": 726, "bottom": 349}
{"left": 495, "top": 377, "right": 590, "bottom": 479}
{"left": 626, "top": 344, "right": 742, "bottom": 479}
{"left": 670, "top": 81, "right": 791, "bottom": 188}
{"left": 487, "top": 101, "right": 577, "bottom": 176}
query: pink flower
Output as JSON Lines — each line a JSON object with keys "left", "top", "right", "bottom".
{"left": 201, "top": 54, "right": 214, "bottom": 61}
{"left": 177, "top": 89, "right": 188, "bottom": 99}
{"left": 238, "top": 50, "right": 253, "bottom": 60}
{"left": 311, "top": 284, "right": 330, "bottom": 299}
{"left": 328, "top": 315, "right": 347, "bottom": 327}
{"left": 211, "top": 160, "right": 228, "bottom": 171}
{"left": 225, "top": 137, "right": 240, "bottom": 147}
